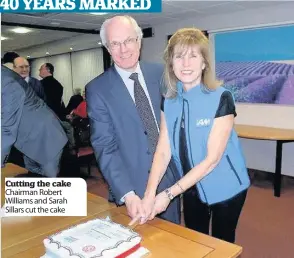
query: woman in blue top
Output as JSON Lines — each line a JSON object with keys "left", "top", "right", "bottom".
{"left": 137, "top": 28, "right": 250, "bottom": 243}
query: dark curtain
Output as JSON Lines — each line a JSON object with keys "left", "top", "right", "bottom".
{"left": 102, "top": 47, "right": 112, "bottom": 71}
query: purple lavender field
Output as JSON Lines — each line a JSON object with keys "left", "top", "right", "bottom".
{"left": 215, "top": 61, "right": 294, "bottom": 105}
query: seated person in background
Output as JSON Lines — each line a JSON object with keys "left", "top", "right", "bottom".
{"left": 1, "top": 65, "right": 68, "bottom": 177}
{"left": 65, "top": 91, "right": 88, "bottom": 149}
{"left": 66, "top": 88, "right": 84, "bottom": 115}
{"left": 67, "top": 90, "right": 87, "bottom": 119}
{"left": 72, "top": 99, "right": 87, "bottom": 118}
{"left": 13, "top": 57, "right": 45, "bottom": 100}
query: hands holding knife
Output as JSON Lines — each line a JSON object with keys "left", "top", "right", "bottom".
{"left": 127, "top": 190, "right": 172, "bottom": 227}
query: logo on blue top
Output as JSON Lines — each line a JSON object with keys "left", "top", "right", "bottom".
{"left": 196, "top": 119, "right": 211, "bottom": 127}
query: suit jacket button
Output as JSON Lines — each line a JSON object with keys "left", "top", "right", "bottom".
{"left": 144, "top": 131, "right": 147, "bottom": 135}
{"left": 148, "top": 170, "right": 150, "bottom": 173}
{"left": 147, "top": 150, "right": 151, "bottom": 155}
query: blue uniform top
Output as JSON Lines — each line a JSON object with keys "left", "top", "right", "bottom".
{"left": 164, "top": 82, "right": 250, "bottom": 205}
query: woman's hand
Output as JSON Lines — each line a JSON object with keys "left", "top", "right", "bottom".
{"left": 140, "top": 194, "right": 156, "bottom": 224}
{"left": 149, "top": 191, "right": 171, "bottom": 220}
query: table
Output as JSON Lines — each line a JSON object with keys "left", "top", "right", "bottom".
{"left": 235, "top": 124, "right": 294, "bottom": 197}
{"left": 1, "top": 164, "right": 242, "bottom": 258}
{"left": 1, "top": 164, "right": 27, "bottom": 206}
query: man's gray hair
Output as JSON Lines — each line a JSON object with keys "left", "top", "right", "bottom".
{"left": 74, "top": 88, "right": 82, "bottom": 95}
{"left": 100, "top": 15, "right": 143, "bottom": 47}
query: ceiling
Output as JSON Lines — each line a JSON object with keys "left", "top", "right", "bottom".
{"left": 1, "top": 25, "right": 82, "bottom": 52}
{"left": 1, "top": 1, "right": 288, "bottom": 53}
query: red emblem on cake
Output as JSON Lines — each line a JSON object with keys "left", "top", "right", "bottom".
{"left": 82, "top": 245, "right": 96, "bottom": 253}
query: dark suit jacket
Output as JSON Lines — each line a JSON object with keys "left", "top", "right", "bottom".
{"left": 1, "top": 66, "right": 68, "bottom": 166}
{"left": 28, "top": 77, "right": 45, "bottom": 100}
{"left": 86, "top": 63, "right": 180, "bottom": 224}
{"left": 41, "top": 76, "right": 63, "bottom": 119}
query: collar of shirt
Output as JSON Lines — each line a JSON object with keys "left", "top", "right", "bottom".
{"left": 3, "top": 63, "right": 14, "bottom": 70}
{"left": 114, "top": 63, "right": 159, "bottom": 130}
{"left": 114, "top": 63, "right": 142, "bottom": 83}
{"left": 114, "top": 63, "right": 144, "bottom": 102}
{"left": 25, "top": 77, "right": 30, "bottom": 83}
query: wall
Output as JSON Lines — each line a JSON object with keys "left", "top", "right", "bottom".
{"left": 141, "top": 3, "right": 294, "bottom": 176}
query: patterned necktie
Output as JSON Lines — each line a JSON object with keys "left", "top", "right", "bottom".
{"left": 129, "top": 73, "right": 159, "bottom": 154}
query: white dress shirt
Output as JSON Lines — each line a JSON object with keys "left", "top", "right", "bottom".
{"left": 115, "top": 63, "right": 159, "bottom": 202}
{"left": 115, "top": 63, "right": 159, "bottom": 130}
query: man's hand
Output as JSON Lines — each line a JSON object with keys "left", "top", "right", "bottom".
{"left": 125, "top": 193, "right": 145, "bottom": 224}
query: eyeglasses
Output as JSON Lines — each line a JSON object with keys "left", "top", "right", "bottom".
{"left": 108, "top": 37, "right": 138, "bottom": 50}
{"left": 15, "top": 65, "right": 30, "bottom": 70}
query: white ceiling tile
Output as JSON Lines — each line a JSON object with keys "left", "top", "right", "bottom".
{"left": 135, "top": 16, "right": 179, "bottom": 25}
{"left": 2, "top": 13, "right": 42, "bottom": 25}
{"left": 236, "top": 0, "right": 287, "bottom": 9}
{"left": 162, "top": 2, "right": 195, "bottom": 13}
{"left": 164, "top": 9, "right": 206, "bottom": 20}
{"left": 30, "top": 19, "right": 93, "bottom": 31}
{"left": 165, "top": 1, "right": 235, "bottom": 11}
{"left": 132, "top": 13, "right": 168, "bottom": 20}
{"left": 1, "top": 25, "right": 80, "bottom": 52}
{"left": 2, "top": 25, "right": 42, "bottom": 37}
{"left": 45, "top": 13, "right": 101, "bottom": 23}
{"left": 82, "top": 17, "right": 107, "bottom": 25}
{"left": 198, "top": 2, "right": 246, "bottom": 15}
{"left": 80, "top": 23, "right": 102, "bottom": 30}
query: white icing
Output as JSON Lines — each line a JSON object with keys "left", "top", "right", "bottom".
{"left": 43, "top": 218, "right": 141, "bottom": 258}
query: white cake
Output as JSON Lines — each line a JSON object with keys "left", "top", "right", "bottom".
{"left": 43, "top": 217, "right": 142, "bottom": 258}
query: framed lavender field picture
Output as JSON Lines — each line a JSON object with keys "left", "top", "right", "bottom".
{"left": 214, "top": 25, "right": 294, "bottom": 105}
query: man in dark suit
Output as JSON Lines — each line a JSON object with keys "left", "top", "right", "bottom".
{"left": 13, "top": 57, "right": 45, "bottom": 100}
{"left": 39, "top": 63, "right": 64, "bottom": 119}
{"left": 86, "top": 16, "right": 180, "bottom": 224}
{"left": 1, "top": 66, "right": 68, "bottom": 177}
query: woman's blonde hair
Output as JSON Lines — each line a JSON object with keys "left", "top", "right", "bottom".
{"left": 163, "top": 28, "right": 222, "bottom": 99}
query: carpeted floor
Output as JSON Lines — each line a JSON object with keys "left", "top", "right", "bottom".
{"left": 85, "top": 167, "right": 294, "bottom": 258}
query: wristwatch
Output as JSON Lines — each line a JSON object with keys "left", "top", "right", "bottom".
{"left": 164, "top": 188, "right": 174, "bottom": 200}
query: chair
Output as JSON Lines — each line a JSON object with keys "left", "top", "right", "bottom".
{"left": 72, "top": 117, "right": 96, "bottom": 176}
{"left": 77, "top": 146, "right": 95, "bottom": 176}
